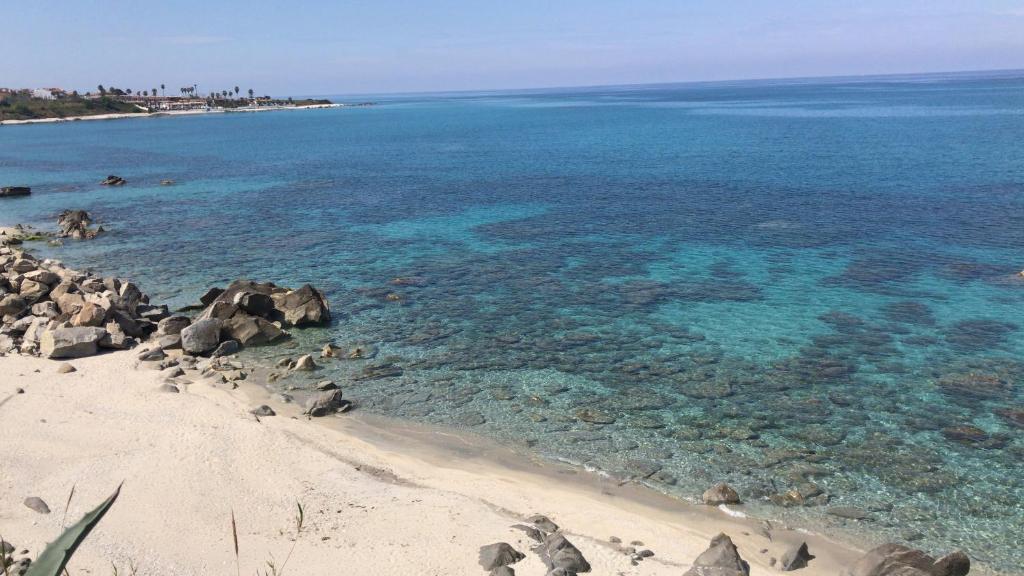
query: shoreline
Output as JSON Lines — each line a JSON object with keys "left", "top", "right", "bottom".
{"left": 0, "top": 103, "right": 346, "bottom": 126}
{"left": 1, "top": 350, "right": 868, "bottom": 575}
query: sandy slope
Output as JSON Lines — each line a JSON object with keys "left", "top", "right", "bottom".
{"left": 0, "top": 351, "right": 863, "bottom": 576}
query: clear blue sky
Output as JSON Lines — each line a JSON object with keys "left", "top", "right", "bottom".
{"left": 6, "top": 0, "right": 1024, "bottom": 95}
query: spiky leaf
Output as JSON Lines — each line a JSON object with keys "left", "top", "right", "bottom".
{"left": 25, "top": 484, "right": 121, "bottom": 576}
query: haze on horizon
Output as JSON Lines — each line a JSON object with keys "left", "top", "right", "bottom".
{"left": 7, "top": 0, "right": 1024, "bottom": 96}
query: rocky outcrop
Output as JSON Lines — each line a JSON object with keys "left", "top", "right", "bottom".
{"left": 100, "top": 175, "right": 127, "bottom": 186}
{"left": 847, "top": 544, "right": 969, "bottom": 576}
{"left": 683, "top": 533, "right": 750, "bottom": 576}
{"left": 57, "top": 210, "right": 104, "bottom": 240}
{"left": 0, "top": 186, "right": 31, "bottom": 197}
{"left": 1, "top": 247, "right": 163, "bottom": 357}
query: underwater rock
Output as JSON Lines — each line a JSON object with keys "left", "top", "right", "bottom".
{"left": 575, "top": 408, "right": 615, "bottom": 424}
{"left": 846, "top": 543, "right": 969, "bottom": 576}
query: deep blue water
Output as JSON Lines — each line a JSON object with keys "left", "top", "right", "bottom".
{"left": 3, "top": 70, "right": 1024, "bottom": 571}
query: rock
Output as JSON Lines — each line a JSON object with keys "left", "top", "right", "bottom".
{"left": 304, "top": 389, "right": 344, "bottom": 417}
{"left": 180, "top": 318, "right": 222, "bottom": 355}
{"left": 544, "top": 533, "right": 591, "bottom": 573}
{"left": 251, "top": 405, "right": 276, "bottom": 417}
{"left": 478, "top": 542, "right": 525, "bottom": 571}
{"left": 272, "top": 284, "right": 331, "bottom": 326}
{"left": 100, "top": 175, "right": 126, "bottom": 186}
{"left": 703, "top": 483, "right": 741, "bottom": 505}
{"left": 233, "top": 291, "right": 275, "bottom": 316}
{"left": 39, "top": 327, "right": 106, "bottom": 358}
{"left": 158, "top": 315, "right": 191, "bottom": 335}
{"left": 138, "top": 348, "right": 167, "bottom": 362}
{"left": 529, "top": 514, "right": 560, "bottom": 533}
{"left": 57, "top": 210, "right": 103, "bottom": 239}
{"left": 490, "top": 568, "right": 515, "bottom": 576}
{"left": 199, "top": 287, "right": 225, "bottom": 306}
{"left": 315, "top": 380, "right": 338, "bottom": 391}
{"left": 23, "top": 496, "right": 50, "bottom": 514}
{"left": 56, "top": 363, "right": 76, "bottom": 374}
{"left": 293, "top": 354, "right": 317, "bottom": 371}
{"left": 212, "top": 339, "right": 240, "bottom": 357}
{"left": 158, "top": 334, "right": 183, "bottom": 350}
{"left": 160, "top": 179, "right": 175, "bottom": 186}
{"left": 780, "top": 542, "right": 814, "bottom": 571}
{"left": 0, "top": 294, "right": 27, "bottom": 316}
{"left": 99, "top": 323, "right": 137, "bottom": 350}
{"left": 222, "top": 314, "right": 285, "bottom": 346}
{"left": 321, "top": 343, "right": 339, "bottom": 358}
{"left": 846, "top": 544, "right": 969, "bottom": 576}
{"left": 158, "top": 383, "right": 180, "bottom": 393}
{"left": 24, "top": 269, "right": 60, "bottom": 285}
{"left": 683, "top": 533, "right": 750, "bottom": 576}
{"left": 71, "top": 302, "right": 106, "bottom": 327}
{"left": 1, "top": 186, "right": 31, "bottom": 197}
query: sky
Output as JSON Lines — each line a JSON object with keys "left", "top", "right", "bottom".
{"left": 5, "top": 0, "right": 1024, "bottom": 96}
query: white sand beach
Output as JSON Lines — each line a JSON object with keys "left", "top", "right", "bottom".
{"left": 0, "top": 351, "right": 866, "bottom": 576}
{"left": 0, "top": 104, "right": 342, "bottom": 126}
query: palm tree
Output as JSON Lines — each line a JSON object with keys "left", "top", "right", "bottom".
{"left": 161, "top": 83, "right": 165, "bottom": 96}
{"left": 152, "top": 87, "right": 157, "bottom": 98}
{"left": 248, "top": 88, "right": 254, "bottom": 99}
{"left": 234, "top": 86, "right": 240, "bottom": 99}
{"left": 143, "top": 90, "right": 148, "bottom": 97}
{"left": 98, "top": 84, "right": 106, "bottom": 95}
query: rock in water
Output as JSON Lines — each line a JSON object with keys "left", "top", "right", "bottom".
{"left": 1, "top": 186, "right": 31, "bottom": 197}
{"left": 780, "top": 542, "right": 814, "bottom": 571}
{"left": 23, "top": 496, "right": 51, "bottom": 514}
{"left": 39, "top": 327, "right": 106, "bottom": 358}
{"left": 272, "top": 284, "right": 331, "bottom": 326}
{"left": 847, "top": 544, "right": 970, "bottom": 576}
{"left": 100, "top": 175, "right": 126, "bottom": 186}
{"left": 683, "top": 533, "right": 750, "bottom": 576}
{"left": 703, "top": 483, "right": 741, "bottom": 505}
{"left": 478, "top": 543, "right": 525, "bottom": 571}
{"left": 180, "top": 318, "right": 222, "bottom": 355}
{"left": 293, "top": 354, "right": 317, "bottom": 371}
{"left": 304, "top": 389, "right": 344, "bottom": 417}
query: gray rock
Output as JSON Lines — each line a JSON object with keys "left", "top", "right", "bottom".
{"left": 39, "top": 327, "right": 106, "bottom": 358}
{"left": 703, "top": 483, "right": 741, "bottom": 505}
{"left": 157, "top": 383, "right": 180, "bottom": 393}
{"left": 315, "top": 380, "right": 338, "bottom": 391}
{"left": 212, "top": 339, "right": 240, "bottom": 357}
{"left": 544, "top": 533, "right": 591, "bottom": 573}
{"left": 304, "top": 388, "right": 344, "bottom": 417}
{"left": 828, "top": 506, "right": 869, "bottom": 520}
{"left": 511, "top": 524, "right": 543, "bottom": 543}
{"left": 181, "top": 318, "right": 221, "bottom": 355}
{"left": 780, "top": 542, "right": 814, "bottom": 571}
{"left": 272, "top": 284, "right": 331, "bottom": 326}
{"left": 158, "top": 315, "right": 191, "bottom": 335}
{"left": 56, "top": 363, "right": 76, "bottom": 374}
{"left": 251, "top": 405, "right": 276, "bottom": 417}
{"left": 683, "top": 533, "right": 750, "bottom": 576}
{"left": 490, "top": 568, "right": 515, "bottom": 576}
{"left": 23, "top": 497, "right": 50, "bottom": 514}
{"left": 932, "top": 552, "right": 970, "bottom": 576}
{"left": 479, "top": 542, "right": 525, "bottom": 571}
{"left": 158, "top": 333, "right": 183, "bottom": 350}
{"left": 138, "top": 348, "right": 167, "bottom": 362}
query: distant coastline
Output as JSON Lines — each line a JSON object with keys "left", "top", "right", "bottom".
{"left": 0, "top": 102, "right": 371, "bottom": 126}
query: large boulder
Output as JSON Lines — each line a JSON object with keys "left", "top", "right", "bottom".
{"left": 543, "top": 533, "right": 591, "bottom": 574}
{"left": 272, "top": 284, "right": 330, "bottom": 326}
{"left": 683, "top": 533, "right": 750, "bottom": 576}
{"left": 847, "top": 544, "right": 969, "bottom": 576}
{"left": 39, "top": 327, "right": 107, "bottom": 358}
{"left": 304, "top": 389, "right": 344, "bottom": 417}
{"left": 157, "top": 315, "right": 191, "bottom": 335}
{"left": 222, "top": 314, "right": 286, "bottom": 346}
{"left": 180, "top": 318, "right": 222, "bottom": 355}
{"left": 703, "top": 483, "right": 741, "bottom": 505}
{"left": 0, "top": 294, "right": 27, "bottom": 317}
{"left": 71, "top": 301, "right": 107, "bottom": 327}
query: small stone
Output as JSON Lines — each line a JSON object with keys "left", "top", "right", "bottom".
{"left": 315, "top": 380, "right": 338, "bottom": 391}
{"left": 609, "top": 536, "right": 621, "bottom": 544}
{"left": 56, "top": 363, "right": 76, "bottom": 374}
{"left": 251, "top": 405, "right": 276, "bottom": 417}
{"left": 157, "top": 383, "right": 180, "bottom": 393}
{"left": 212, "top": 339, "right": 240, "bottom": 357}
{"left": 703, "top": 483, "right": 741, "bottom": 505}
{"left": 528, "top": 514, "right": 559, "bottom": 533}
{"left": 827, "top": 506, "right": 869, "bottom": 520}
{"left": 23, "top": 497, "right": 50, "bottom": 514}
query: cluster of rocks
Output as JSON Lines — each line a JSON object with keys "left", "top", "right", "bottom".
{"left": 848, "top": 544, "right": 969, "bottom": 576}
{"left": 479, "top": 514, "right": 591, "bottom": 576}
{"left": 172, "top": 278, "right": 330, "bottom": 357}
{"left": 100, "top": 174, "right": 127, "bottom": 186}
{"left": 1, "top": 247, "right": 167, "bottom": 358}
{"left": 57, "top": 209, "right": 104, "bottom": 240}
{"left": 1, "top": 186, "right": 31, "bottom": 197}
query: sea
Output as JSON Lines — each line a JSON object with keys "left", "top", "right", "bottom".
{"left": 2, "top": 69, "right": 1023, "bottom": 572}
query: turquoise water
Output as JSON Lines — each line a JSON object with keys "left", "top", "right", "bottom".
{"left": 3, "top": 70, "right": 1023, "bottom": 571}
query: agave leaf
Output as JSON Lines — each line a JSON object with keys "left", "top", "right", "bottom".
{"left": 25, "top": 484, "right": 122, "bottom": 576}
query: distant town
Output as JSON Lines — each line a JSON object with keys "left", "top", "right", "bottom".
{"left": 0, "top": 84, "right": 364, "bottom": 123}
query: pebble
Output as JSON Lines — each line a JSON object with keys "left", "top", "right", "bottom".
{"left": 251, "top": 405, "right": 276, "bottom": 417}
{"left": 56, "top": 363, "right": 76, "bottom": 374}
{"left": 157, "top": 383, "right": 180, "bottom": 394}
{"left": 23, "top": 497, "right": 50, "bottom": 514}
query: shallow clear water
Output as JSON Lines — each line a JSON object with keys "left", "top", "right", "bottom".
{"left": 3, "top": 70, "right": 1023, "bottom": 571}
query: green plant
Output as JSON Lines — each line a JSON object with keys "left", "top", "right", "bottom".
{"left": 232, "top": 502, "right": 305, "bottom": 576}
{"left": 25, "top": 484, "right": 121, "bottom": 576}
